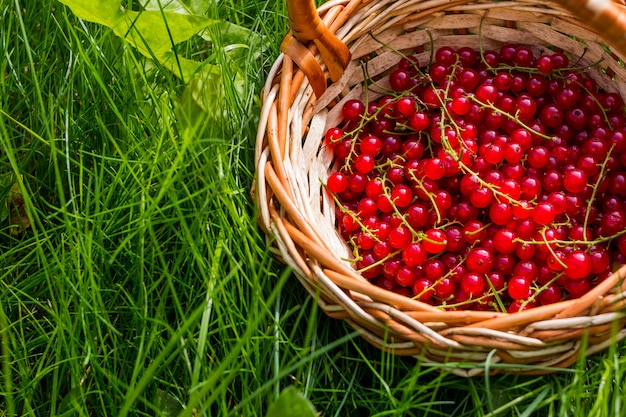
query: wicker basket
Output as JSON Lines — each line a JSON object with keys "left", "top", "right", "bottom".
{"left": 254, "top": 0, "right": 626, "bottom": 376}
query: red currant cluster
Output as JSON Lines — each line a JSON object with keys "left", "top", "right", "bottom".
{"left": 324, "top": 44, "right": 626, "bottom": 312}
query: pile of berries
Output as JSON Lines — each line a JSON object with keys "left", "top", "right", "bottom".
{"left": 324, "top": 44, "right": 626, "bottom": 312}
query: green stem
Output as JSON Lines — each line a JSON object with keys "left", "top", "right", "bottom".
{"left": 583, "top": 143, "right": 616, "bottom": 235}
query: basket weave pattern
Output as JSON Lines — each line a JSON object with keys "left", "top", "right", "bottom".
{"left": 255, "top": 0, "right": 626, "bottom": 376}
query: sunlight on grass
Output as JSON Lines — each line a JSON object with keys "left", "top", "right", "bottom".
{"left": 1, "top": 0, "right": 626, "bottom": 416}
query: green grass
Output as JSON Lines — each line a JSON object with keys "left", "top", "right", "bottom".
{"left": 1, "top": 0, "right": 626, "bottom": 416}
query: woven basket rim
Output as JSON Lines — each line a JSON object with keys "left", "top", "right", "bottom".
{"left": 255, "top": 0, "right": 626, "bottom": 376}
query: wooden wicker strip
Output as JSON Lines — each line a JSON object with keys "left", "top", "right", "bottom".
{"left": 284, "top": 0, "right": 351, "bottom": 89}
{"left": 280, "top": 34, "right": 328, "bottom": 97}
{"left": 254, "top": 0, "right": 626, "bottom": 375}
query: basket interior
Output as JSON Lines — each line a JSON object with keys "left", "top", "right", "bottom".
{"left": 256, "top": 0, "right": 626, "bottom": 375}
{"left": 294, "top": 0, "right": 626, "bottom": 275}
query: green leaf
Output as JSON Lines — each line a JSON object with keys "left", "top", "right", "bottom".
{"left": 154, "top": 389, "right": 184, "bottom": 416}
{"left": 58, "top": 0, "right": 256, "bottom": 123}
{"left": 265, "top": 387, "right": 318, "bottom": 417}
{"left": 119, "top": 10, "right": 208, "bottom": 57}
{"left": 201, "top": 20, "right": 261, "bottom": 46}
{"left": 142, "top": 0, "right": 209, "bottom": 16}
{"left": 56, "top": 0, "right": 124, "bottom": 26}
{"left": 56, "top": 386, "right": 84, "bottom": 417}
{"left": 1, "top": 173, "right": 19, "bottom": 223}
{"left": 142, "top": 0, "right": 264, "bottom": 53}
{"left": 57, "top": 0, "right": 217, "bottom": 79}
{"left": 182, "top": 63, "right": 244, "bottom": 113}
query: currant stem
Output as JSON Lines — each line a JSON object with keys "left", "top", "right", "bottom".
{"left": 583, "top": 143, "right": 616, "bottom": 236}
{"left": 330, "top": 192, "right": 384, "bottom": 245}
{"left": 520, "top": 272, "right": 564, "bottom": 310}
{"left": 405, "top": 170, "right": 443, "bottom": 225}
{"left": 467, "top": 95, "right": 555, "bottom": 142}
{"left": 457, "top": 160, "right": 523, "bottom": 206}
{"left": 355, "top": 248, "right": 401, "bottom": 274}
{"left": 514, "top": 227, "right": 626, "bottom": 247}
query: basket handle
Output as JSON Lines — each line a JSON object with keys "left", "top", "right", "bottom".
{"left": 559, "top": 0, "right": 626, "bottom": 54}
{"left": 281, "top": 0, "right": 351, "bottom": 97}
{"left": 281, "top": 0, "right": 626, "bottom": 97}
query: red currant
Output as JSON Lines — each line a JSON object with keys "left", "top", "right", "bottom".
{"left": 327, "top": 172, "right": 348, "bottom": 193}
{"left": 342, "top": 99, "right": 365, "bottom": 121}
{"left": 564, "top": 250, "right": 592, "bottom": 279}
{"left": 466, "top": 247, "right": 494, "bottom": 274}
{"left": 422, "top": 229, "right": 447, "bottom": 254}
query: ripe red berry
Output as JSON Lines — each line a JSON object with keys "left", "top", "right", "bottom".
{"left": 389, "top": 68, "right": 413, "bottom": 92}
{"left": 461, "top": 273, "right": 485, "bottom": 296}
{"left": 360, "top": 135, "right": 383, "bottom": 156}
{"left": 423, "top": 86, "right": 444, "bottom": 108}
{"left": 508, "top": 276, "right": 531, "bottom": 300}
{"left": 354, "top": 154, "right": 375, "bottom": 174}
{"left": 434, "top": 277, "right": 455, "bottom": 299}
{"left": 532, "top": 202, "right": 556, "bottom": 226}
{"left": 342, "top": 99, "right": 365, "bottom": 121}
{"left": 423, "top": 229, "right": 448, "bottom": 254}
{"left": 470, "top": 187, "right": 495, "bottom": 208}
{"left": 466, "top": 248, "right": 494, "bottom": 274}
{"left": 424, "top": 259, "right": 446, "bottom": 280}
{"left": 458, "top": 68, "right": 480, "bottom": 91}
{"left": 402, "top": 242, "right": 427, "bottom": 267}
{"left": 408, "top": 111, "right": 429, "bottom": 131}
{"left": 324, "top": 127, "right": 344, "bottom": 148}
{"left": 501, "top": 142, "right": 521, "bottom": 163}
{"left": 527, "top": 146, "right": 550, "bottom": 168}
{"left": 412, "top": 278, "right": 435, "bottom": 300}
{"left": 494, "top": 71, "right": 513, "bottom": 91}
{"left": 564, "top": 278, "right": 591, "bottom": 298}
{"left": 424, "top": 158, "right": 446, "bottom": 180}
{"left": 536, "top": 55, "right": 554, "bottom": 74}
{"left": 444, "top": 226, "right": 466, "bottom": 252}
{"left": 327, "top": 172, "right": 348, "bottom": 193}
{"left": 489, "top": 202, "right": 513, "bottom": 225}
{"left": 589, "top": 246, "right": 610, "bottom": 274}
{"left": 388, "top": 225, "right": 412, "bottom": 249}
{"left": 538, "top": 283, "right": 562, "bottom": 305}
{"left": 458, "top": 46, "right": 477, "bottom": 66}
{"left": 563, "top": 168, "right": 588, "bottom": 194}
{"left": 396, "top": 97, "right": 417, "bottom": 118}
{"left": 476, "top": 83, "right": 499, "bottom": 104}
{"left": 564, "top": 250, "right": 592, "bottom": 279}
{"left": 435, "top": 46, "right": 457, "bottom": 66}
{"left": 540, "top": 103, "right": 564, "bottom": 127}
{"left": 349, "top": 174, "right": 366, "bottom": 194}
{"left": 357, "top": 198, "right": 378, "bottom": 217}
{"left": 391, "top": 184, "right": 413, "bottom": 208}
{"left": 493, "top": 228, "right": 519, "bottom": 254}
